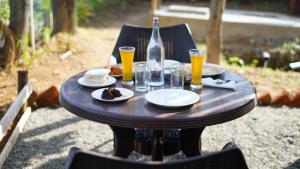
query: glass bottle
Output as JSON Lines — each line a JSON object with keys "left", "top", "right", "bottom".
{"left": 146, "top": 17, "right": 165, "bottom": 91}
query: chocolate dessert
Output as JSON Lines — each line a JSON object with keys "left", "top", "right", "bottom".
{"left": 101, "top": 87, "right": 122, "bottom": 100}
{"left": 101, "top": 88, "right": 115, "bottom": 100}
{"left": 110, "top": 87, "right": 122, "bottom": 97}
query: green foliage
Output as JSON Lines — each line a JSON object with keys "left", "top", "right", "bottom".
{"left": 39, "top": 0, "right": 51, "bottom": 11}
{"left": 17, "top": 38, "right": 32, "bottom": 70}
{"left": 250, "top": 59, "right": 259, "bottom": 67}
{"left": 77, "top": 0, "right": 96, "bottom": 22}
{"left": 77, "top": 0, "right": 138, "bottom": 23}
{"left": 34, "top": 0, "right": 52, "bottom": 43}
{"left": 16, "top": 37, "right": 43, "bottom": 70}
{"left": 227, "top": 56, "right": 245, "bottom": 67}
{"left": 42, "top": 27, "right": 51, "bottom": 43}
{"left": 0, "top": 0, "right": 10, "bottom": 24}
{"left": 281, "top": 38, "right": 300, "bottom": 56}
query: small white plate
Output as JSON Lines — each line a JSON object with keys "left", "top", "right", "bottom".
{"left": 164, "top": 59, "right": 180, "bottom": 74}
{"left": 77, "top": 76, "right": 116, "bottom": 88}
{"left": 112, "top": 60, "right": 180, "bottom": 75}
{"left": 203, "top": 63, "right": 225, "bottom": 77}
{"left": 109, "top": 74, "right": 123, "bottom": 78}
{"left": 164, "top": 59, "right": 180, "bottom": 68}
{"left": 145, "top": 89, "right": 200, "bottom": 108}
{"left": 184, "top": 63, "right": 225, "bottom": 78}
{"left": 91, "top": 88, "right": 134, "bottom": 102}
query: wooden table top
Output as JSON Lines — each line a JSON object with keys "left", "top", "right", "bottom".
{"left": 59, "top": 70, "right": 256, "bottom": 129}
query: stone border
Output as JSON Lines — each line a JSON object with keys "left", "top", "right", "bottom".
{"left": 257, "top": 91, "right": 300, "bottom": 107}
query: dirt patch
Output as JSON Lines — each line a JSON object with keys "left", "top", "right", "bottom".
{"left": 225, "top": 65, "right": 300, "bottom": 96}
{"left": 0, "top": 70, "right": 17, "bottom": 117}
{"left": 0, "top": 2, "right": 150, "bottom": 115}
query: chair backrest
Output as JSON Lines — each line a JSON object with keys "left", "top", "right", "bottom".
{"left": 112, "top": 24, "right": 197, "bottom": 63}
{"left": 65, "top": 147, "right": 249, "bottom": 169}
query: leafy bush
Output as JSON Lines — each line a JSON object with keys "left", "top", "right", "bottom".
{"left": 227, "top": 56, "right": 245, "bottom": 67}
{"left": 17, "top": 38, "right": 36, "bottom": 70}
{"left": 34, "top": 0, "right": 52, "bottom": 41}
{"left": 281, "top": 38, "right": 300, "bottom": 56}
{"left": 77, "top": 0, "right": 96, "bottom": 22}
{"left": 250, "top": 59, "right": 259, "bottom": 67}
{"left": 268, "top": 38, "right": 300, "bottom": 70}
{"left": 0, "top": 0, "right": 10, "bottom": 24}
{"left": 77, "top": 0, "right": 138, "bottom": 23}
{"left": 42, "top": 27, "right": 51, "bottom": 43}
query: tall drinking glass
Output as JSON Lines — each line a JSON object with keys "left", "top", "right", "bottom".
{"left": 119, "top": 46, "right": 135, "bottom": 86}
{"left": 189, "top": 49, "right": 206, "bottom": 90}
{"left": 135, "top": 63, "right": 147, "bottom": 92}
{"left": 171, "top": 63, "right": 184, "bottom": 89}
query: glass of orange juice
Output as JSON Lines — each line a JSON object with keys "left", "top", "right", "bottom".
{"left": 119, "top": 46, "right": 135, "bottom": 86}
{"left": 189, "top": 49, "right": 206, "bottom": 90}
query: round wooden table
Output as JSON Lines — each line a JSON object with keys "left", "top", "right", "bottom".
{"left": 60, "top": 70, "right": 256, "bottom": 161}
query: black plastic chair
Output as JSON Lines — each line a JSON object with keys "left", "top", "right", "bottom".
{"left": 65, "top": 145, "right": 249, "bottom": 169}
{"left": 112, "top": 24, "right": 197, "bottom": 63}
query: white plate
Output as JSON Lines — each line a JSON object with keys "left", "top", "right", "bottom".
{"left": 109, "top": 74, "right": 123, "bottom": 78}
{"left": 145, "top": 89, "right": 200, "bottom": 108}
{"left": 112, "top": 60, "right": 180, "bottom": 75}
{"left": 203, "top": 63, "right": 225, "bottom": 77}
{"left": 77, "top": 76, "right": 116, "bottom": 88}
{"left": 184, "top": 63, "right": 225, "bottom": 77}
{"left": 164, "top": 59, "right": 180, "bottom": 74}
{"left": 91, "top": 87, "right": 134, "bottom": 102}
{"left": 164, "top": 59, "right": 180, "bottom": 68}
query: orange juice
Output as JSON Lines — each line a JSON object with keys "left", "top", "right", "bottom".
{"left": 120, "top": 50, "right": 134, "bottom": 81}
{"left": 190, "top": 54, "right": 205, "bottom": 85}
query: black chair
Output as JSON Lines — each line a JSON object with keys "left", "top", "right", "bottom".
{"left": 65, "top": 145, "right": 249, "bottom": 169}
{"left": 112, "top": 24, "right": 197, "bottom": 63}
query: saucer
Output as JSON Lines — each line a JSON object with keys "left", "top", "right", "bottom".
{"left": 77, "top": 76, "right": 116, "bottom": 88}
{"left": 145, "top": 89, "right": 199, "bottom": 108}
{"left": 91, "top": 87, "right": 134, "bottom": 102}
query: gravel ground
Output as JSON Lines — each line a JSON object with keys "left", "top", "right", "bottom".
{"left": 3, "top": 106, "right": 300, "bottom": 169}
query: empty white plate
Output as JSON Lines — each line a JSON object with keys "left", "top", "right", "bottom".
{"left": 77, "top": 76, "right": 116, "bottom": 88}
{"left": 164, "top": 59, "right": 180, "bottom": 74}
{"left": 91, "top": 88, "right": 134, "bottom": 102}
{"left": 145, "top": 89, "right": 200, "bottom": 108}
{"left": 184, "top": 63, "right": 225, "bottom": 78}
{"left": 203, "top": 63, "right": 225, "bottom": 77}
{"left": 164, "top": 59, "right": 180, "bottom": 68}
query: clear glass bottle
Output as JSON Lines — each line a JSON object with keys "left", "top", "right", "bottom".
{"left": 146, "top": 17, "right": 165, "bottom": 90}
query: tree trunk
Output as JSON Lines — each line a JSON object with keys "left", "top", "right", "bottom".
{"left": 206, "top": 0, "right": 226, "bottom": 64}
{"left": 8, "top": 0, "right": 30, "bottom": 61}
{"left": 0, "top": 20, "right": 16, "bottom": 70}
{"left": 52, "top": 0, "right": 76, "bottom": 35}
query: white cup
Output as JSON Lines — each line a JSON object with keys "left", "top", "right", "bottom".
{"left": 84, "top": 68, "right": 109, "bottom": 83}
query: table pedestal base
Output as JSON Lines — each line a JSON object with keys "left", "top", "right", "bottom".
{"left": 110, "top": 126, "right": 135, "bottom": 158}
{"left": 110, "top": 126, "right": 205, "bottom": 161}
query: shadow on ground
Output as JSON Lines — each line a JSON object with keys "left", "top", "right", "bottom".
{"left": 22, "top": 116, "right": 82, "bottom": 139}
{"left": 285, "top": 159, "right": 300, "bottom": 169}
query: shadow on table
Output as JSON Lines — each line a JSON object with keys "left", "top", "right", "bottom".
{"left": 284, "top": 159, "right": 300, "bottom": 169}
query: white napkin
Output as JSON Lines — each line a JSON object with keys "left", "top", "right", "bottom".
{"left": 202, "top": 78, "right": 237, "bottom": 90}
